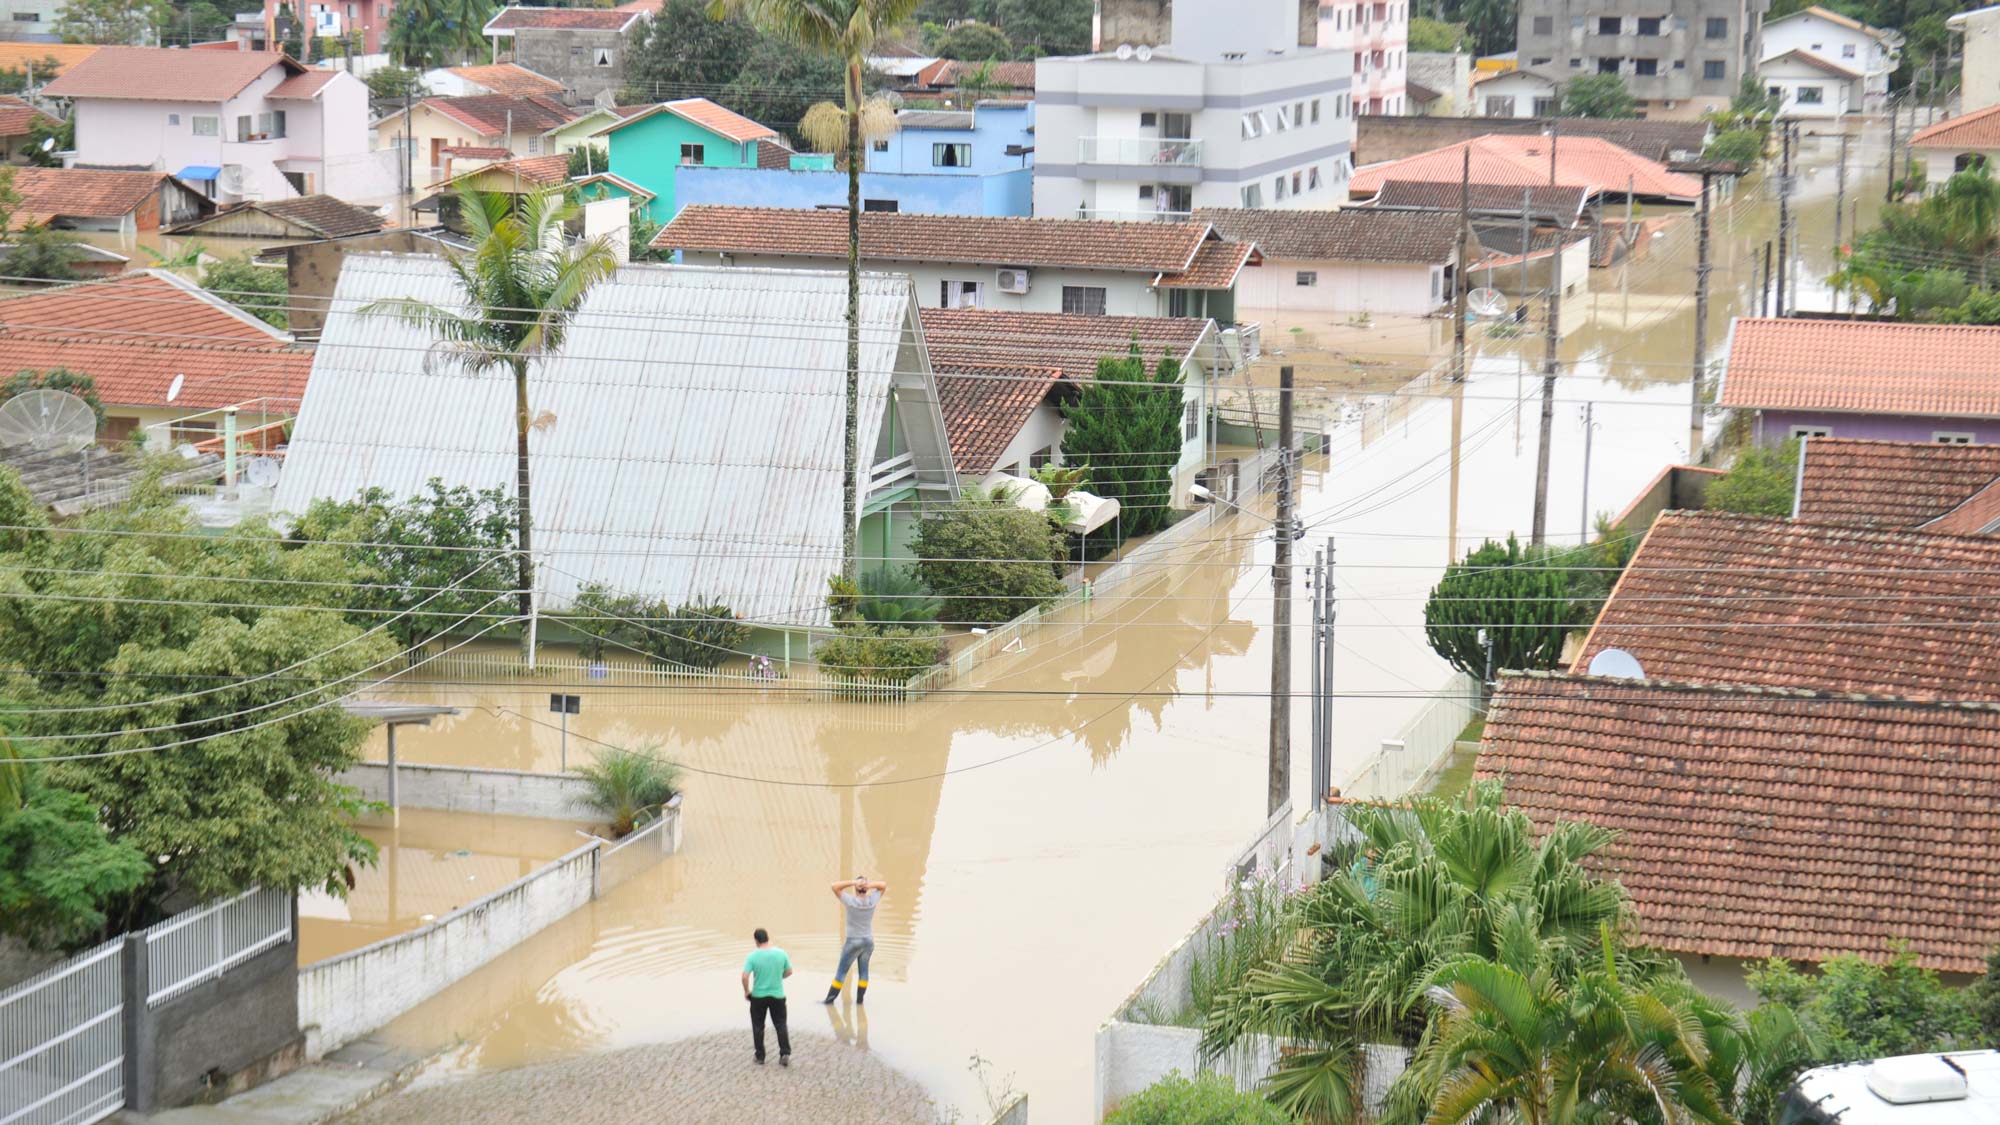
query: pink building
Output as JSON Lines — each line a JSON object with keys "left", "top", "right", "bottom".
{"left": 1319, "top": 0, "right": 1409, "bottom": 115}
{"left": 261, "top": 0, "right": 398, "bottom": 57}
{"left": 43, "top": 48, "right": 396, "bottom": 205}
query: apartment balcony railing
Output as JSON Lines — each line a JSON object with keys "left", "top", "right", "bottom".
{"left": 1077, "top": 136, "right": 1205, "bottom": 167}
{"left": 1075, "top": 208, "right": 1195, "bottom": 223}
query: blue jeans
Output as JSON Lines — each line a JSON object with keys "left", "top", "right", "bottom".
{"left": 833, "top": 937, "right": 873, "bottom": 986}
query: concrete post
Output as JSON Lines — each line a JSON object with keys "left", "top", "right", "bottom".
{"left": 122, "top": 933, "right": 154, "bottom": 1113}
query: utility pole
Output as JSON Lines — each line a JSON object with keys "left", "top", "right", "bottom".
{"left": 1776, "top": 121, "right": 1792, "bottom": 318}
{"left": 1519, "top": 187, "right": 1531, "bottom": 302}
{"left": 1453, "top": 146, "right": 1469, "bottom": 382}
{"left": 1268, "top": 364, "right": 1295, "bottom": 816}
{"left": 1548, "top": 116, "right": 1558, "bottom": 186}
{"left": 1760, "top": 241, "right": 1772, "bottom": 317}
{"left": 1692, "top": 170, "right": 1713, "bottom": 461}
{"left": 1532, "top": 242, "right": 1560, "bottom": 546}
{"left": 1319, "top": 537, "right": 1335, "bottom": 806}
{"left": 1833, "top": 132, "right": 1849, "bottom": 314}
{"left": 1579, "top": 400, "right": 1595, "bottom": 542}
{"left": 1309, "top": 544, "right": 1323, "bottom": 808}
{"left": 1886, "top": 95, "right": 1899, "bottom": 203}
{"left": 402, "top": 87, "right": 413, "bottom": 204}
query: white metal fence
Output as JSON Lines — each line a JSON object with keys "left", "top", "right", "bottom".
{"left": 1340, "top": 672, "right": 1481, "bottom": 801}
{"left": 0, "top": 940, "right": 124, "bottom": 1125}
{"left": 141, "top": 887, "right": 291, "bottom": 1007}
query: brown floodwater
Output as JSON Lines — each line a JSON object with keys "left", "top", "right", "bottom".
{"left": 345, "top": 124, "right": 1884, "bottom": 1121}
{"left": 298, "top": 809, "right": 594, "bottom": 965}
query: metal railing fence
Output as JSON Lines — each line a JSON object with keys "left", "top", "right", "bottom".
{"left": 141, "top": 886, "right": 291, "bottom": 1007}
{"left": 0, "top": 940, "right": 125, "bottom": 1125}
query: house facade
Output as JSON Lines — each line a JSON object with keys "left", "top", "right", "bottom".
{"left": 1406, "top": 52, "right": 1474, "bottom": 115}
{"left": 1511, "top": 0, "right": 1767, "bottom": 119}
{"left": 482, "top": 6, "right": 649, "bottom": 104}
{"left": 43, "top": 47, "right": 392, "bottom": 204}
{"left": 1034, "top": 0, "right": 1355, "bottom": 219}
{"left": 1196, "top": 206, "right": 1468, "bottom": 315}
{"left": 674, "top": 165, "right": 1032, "bottom": 218}
{"left": 1473, "top": 68, "right": 1558, "bottom": 117}
{"left": 1757, "top": 49, "right": 1861, "bottom": 117}
{"left": 256, "top": 0, "right": 397, "bottom": 55}
{"left": 372, "top": 94, "right": 578, "bottom": 190}
{"left": 1723, "top": 317, "right": 2000, "bottom": 445}
{"left": 1910, "top": 105, "right": 2000, "bottom": 190}
{"left": 1318, "top": 0, "right": 1409, "bottom": 115}
{"left": 1950, "top": 5, "right": 2000, "bottom": 114}
{"left": 1760, "top": 6, "right": 1898, "bottom": 111}
{"left": 594, "top": 98, "right": 780, "bottom": 221}
{"left": 867, "top": 104, "right": 1035, "bottom": 176}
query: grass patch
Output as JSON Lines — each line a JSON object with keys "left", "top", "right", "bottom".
{"left": 1456, "top": 717, "right": 1485, "bottom": 743}
{"left": 1424, "top": 745, "right": 1481, "bottom": 802}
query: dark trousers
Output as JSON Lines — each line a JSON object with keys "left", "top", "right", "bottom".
{"left": 749, "top": 996, "right": 790, "bottom": 1059}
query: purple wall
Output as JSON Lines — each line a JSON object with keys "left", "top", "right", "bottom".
{"left": 1756, "top": 411, "right": 2000, "bottom": 445}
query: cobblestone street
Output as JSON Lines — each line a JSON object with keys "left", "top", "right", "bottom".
{"left": 342, "top": 1032, "right": 940, "bottom": 1124}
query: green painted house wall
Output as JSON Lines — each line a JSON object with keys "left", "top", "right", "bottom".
{"left": 603, "top": 109, "right": 766, "bottom": 221}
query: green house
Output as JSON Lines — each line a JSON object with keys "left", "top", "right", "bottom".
{"left": 593, "top": 98, "right": 781, "bottom": 221}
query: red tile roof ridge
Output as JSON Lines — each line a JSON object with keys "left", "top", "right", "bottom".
{"left": 1911, "top": 102, "right": 2000, "bottom": 147}
{"left": 1501, "top": 666, "right": 2000, "bottom": 709}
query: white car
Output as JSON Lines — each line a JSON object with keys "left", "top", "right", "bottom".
{"left": 1780, "top": 1050, "right": 2000, "bottom": 1124}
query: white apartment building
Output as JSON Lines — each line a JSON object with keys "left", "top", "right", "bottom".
{"left": 1318, "top": 0, "right": 1409, "bottom": 115}
{"left": 1951, "top": 5, "right": 2000, "bottom": 113}
{"left": 1760, "top": 7, "right": 1900, "bottom": 113}
{"left": 1033, "top": 0, "right": 1354, "bottom": 219}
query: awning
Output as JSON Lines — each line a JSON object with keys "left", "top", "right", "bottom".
{"left": 1062, "top": 490, "right": 1121, "bottom": 535}
{"left": 175, "top": 165, "right": 221, "bottom": 181}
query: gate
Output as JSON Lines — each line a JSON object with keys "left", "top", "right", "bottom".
{"left": 0, "top": 940, "right": 125, "bottom": 1125}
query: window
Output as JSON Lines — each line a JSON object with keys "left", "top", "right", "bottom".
{"left": 1957, "top": 153, "right": 1989, "bottom": 173}
{"left": 1796, "top": 85, "right": 1824, "bottom": 104}
{"left": 1842, "top": 43, "right": 1856, "bottom": 58}
{"left": 1295, "top": 270, "right": 1318, "bottom": 286}
{"left": 1532, "top": 15, "right": 1552, "bottom": 35}
{"left": 1431, "top": 268, "right": 1442, "bottom": 301}
{"left": 1031, "top": 446, "right": 1055, "bottom": 469}
{"left": 1241, "top": 112, "right": 1262, "bottom": 139}
{"left": 1702, "top": 59, "right": 1726, "bottom": 80}
{"left": 527, "top": 135, "right": 542, "bottom": 154}
{"left": 1240, "top": 184, "right": 1263, "bottom": 207}
{"left": 1637, "top": 16, "right": 1660, "bottom": 35}
{"left": 192, "top": 115, "right": 218, "bottom": 136}
{"left": 1531, "top": 56, "right": 1552, "bottom": 65}
{"left": 1569, "top": 57, "right": 1583, "bottom": 68}
{"left": 1485, "top": 95, "right": 1517, "bottom": 116}
{"left": 167, "top": 112, "right": 181, "bottom": 126}
{"left": 1060, "top": 285, "right": 1106, "bottom": 316}
{"left": 1138, "top": 184, "right": 1155, "bottom": 201}
{"left": 932, "top": 142, "right": 971, "bottom": 167}
{"left": 271, "top": 110, "right": 286, "bottom": 138}
{"left": 236, "top": 114, "right": 252, "bottom": 140}
{"left": 1140, "top": 111, "right": 1157, "bottom": 126}
{"left": 1809, "top": 42, "right": 1822, "bottom": 51}
{"left": 11, "top": 11, "right": 38, "bottom": 19}
{"left": 1276, "top": 104, "right": 1293, "bottom": 130}
{"left": 1598, "top": 57, "right": 1621, "bottom": 74}
{"left": 1183, "top": 400, "right": 1199, "bottom": 441}
{"left": 1274, "top": 174, "right": 1287, "bottom": 200}
{"left": 1291, "top": 170, "right": 1302, "bottom": 195}
{"left": 1935, "top": 431, "right": 1976, "bottom": 444}
{"left": 871, "top": 139, "right": 888, "bottom": 152}
{"left": 862, "top": 198, "right": 899, "bottom": 212}
{"left": 593, "top": 47, "right": 613, "bottom": 66}
{"left": 1597, "top": 16, "right": 1620, "bottom": 34}
{"left": 1789, "top": 425, "right": 1831, "bottom": 439}
{"left": 1533, "top": 96, "right": 1559, "bottom": 115}
{"left": 940, "top": 279, "right": 982, "bottom": 307}
{"left": 1705, "top": 17, "right": 1726, "bottom": 39}
{"left": 1307, "top": 165, "right": 1321, "bottom": 190}
{"left": 679, "top": 142, "right": 704, "bottom": 164}
{"left": 1634, "top": 58, "right": 1657, "bottom": 76}
{"left": 1674, "top": 59, "right": 1686, "bottom": 69}
{"left": 1310, "top": 99, "right": 1320, "bottom": 123}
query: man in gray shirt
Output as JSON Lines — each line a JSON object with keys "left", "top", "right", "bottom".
{"left": 822, "top": 874, "right": 886, "bottom": 1004}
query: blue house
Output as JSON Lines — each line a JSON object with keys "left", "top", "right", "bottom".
{"left": 867, "top": 103, "right": 1035, "bottom": 177}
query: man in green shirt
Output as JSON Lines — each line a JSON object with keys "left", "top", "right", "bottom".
{"left": 741, "top": 927, "right": 793, "bottom": 1065}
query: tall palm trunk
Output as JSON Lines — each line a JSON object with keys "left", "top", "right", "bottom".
{"left": 843, "top": 57, "right": 862, "bottom": 584}
{"left": 513, "top": 355, "right": 536, "bottom": 657}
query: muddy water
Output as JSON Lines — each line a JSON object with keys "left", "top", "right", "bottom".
{"left": 298, "top": 809, "right": 592, "bottom": 965}
{"left": 349, "top": 129, "right": 1872, "bottom": 1121}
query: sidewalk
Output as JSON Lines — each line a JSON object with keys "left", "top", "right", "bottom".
{"left": 115, "top": 1040, "right": 430, "bottom": 1125}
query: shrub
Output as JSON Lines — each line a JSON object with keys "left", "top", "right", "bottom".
{"left": 1060, "top": 345, "right": 1183, "bottom": 541}
{"left": 1423, "top": 535, "right": 1575, "bottom": 679}
{"left": 911, "top": 490, "right": 1067, "bottom": 625}
{"left": 656, "top": 599, "right": 750, "bottom": 668}
{"left": 1706, "top": 438, "right": 1799, "bottom": 517}
{"left": 566, "top": 587, "right": 749, "bottom": 670}
{"left": 857, "top": 569, "right": 940, "bottom": 625}
{"left": 572, "top": 742, "right": 680, "bottom": 837}
{"left": 1178, "top": 877, "right": 1299, "bottom": 1028}
{"left": 1103, "top": 1072, "right": 1288, "bottom": 1125}
{"left": 1748, "top": 945, "right": 1982, "bottom": 1062}
{"left": 1703, "top": 127, "right": 1765, "bottom": 165}
{"left": 200, "top": 254, "right": 287, "bottom": 328}
{"left": 814, "top": 626, "right": 946, "bottom": 685}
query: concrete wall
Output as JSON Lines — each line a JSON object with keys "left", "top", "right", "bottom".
{"left": 986, "top": 1092, "right": 1030, "bottom": 1125}
{"left": 1960, "top": 8, "right": 2000, "bottom": 114}
{"left": 510, "top": 27, "right": 634, "bottom": 103}
{"left": 681, "top": 251, "right": 1171, "bottom": 316}
{"left": 339, "top": 760, "right": 599, "bottom": 821}
{"left": 674, "top": 164, "right": 1032, "bottom": 218}
{"left": 1754, "top": 410, "right": 2000, "bottom": 446}
{"left": 1237, "top": 255, "right": 1445, "bottom": 315}
{"left": 1760, "top": 56, "right": 1854, "bottom": 118}
{"left": 1608, "top": 463, "right": 1726, "bottom": 530}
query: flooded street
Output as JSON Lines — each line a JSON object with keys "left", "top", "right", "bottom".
{"left": 345, "top": 127, "right": 1878, "bottom": 1121}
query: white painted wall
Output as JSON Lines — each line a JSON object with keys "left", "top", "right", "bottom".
{"left": 1474, "top": 71, "right": 1556, "bottom": 118}
{"left": 683, "top": 251, "right": 1171, "bottom": 316}
{"left": 1915, "top": 144, "right": 1992, "bottom": 189}
{"left": 1760, "top": 57, "right": 1855, "bottom": 118}
{"left": 1761, "top": 12, "right": 1895, "bottom": 104}
{"left": 978, "top": 400, "right": 1068, "bottom": 484}
{"left": 1235, "top": 256, "right": 1445, "bottom": 315}
{"left": 1956, "top": 7, "right": 2000, "bottom": 113}
{"left": 339, "top": 761, "right": 597, "bottom": 821}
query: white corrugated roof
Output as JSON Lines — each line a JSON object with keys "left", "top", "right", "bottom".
{"left": 274, "top": 255, "right": 938, "bottom": 626}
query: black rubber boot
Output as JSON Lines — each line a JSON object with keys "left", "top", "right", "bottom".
{"left": 856, "top": 982, "right": 867, "bottom": 1005}
{"left": 821, "top": 981, "right": 841, "bottom": 1004}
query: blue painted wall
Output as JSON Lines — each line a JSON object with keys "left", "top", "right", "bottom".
{"left": 674, "top": 165, "right": 1033, "bottom": 217}
{"left": 602, "top": 107, "right": 770, "bottom": 221}
{"left": 866, "top": 104, "right": 1035, "bottom": 177}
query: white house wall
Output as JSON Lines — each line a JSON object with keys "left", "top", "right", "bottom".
{"left": 682, "top": 251, "right": 1170, "bottom": 316}
{"left": 1235, "top": 256, "right": 1444, "bottom": 315}
{"left": 1761, "top": 59, "right": 1853, "bottom": 118}
{"left": 979, "top": 400, "right": 1069, "bottom": 485}
{"left": 1761, "top": 13, "right": 1893, "bottom": 103}
{"left": 1474, "top": 72, "right": 1555, "bottom": 118}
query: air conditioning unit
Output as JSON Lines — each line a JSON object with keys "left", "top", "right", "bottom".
{"left": 996, "top": 267, "right": 1031, "bottom": 294}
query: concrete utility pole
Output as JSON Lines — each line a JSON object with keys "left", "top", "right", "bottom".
{"left": 1886, "top": 96, "right": 1899, "bottom": 203}
{"left": 1532, "top": 244, "right": 1560, "bottom": 546}
{"left": 1519, "top": 187, "right": 1531, "bottom": 302}
{"left": 1776, "top": 121, "right": 1793, "bottom": 318}
{"left": 1579, "top": 400, "right": 1595, "bottom": 542}
{"left": 1833, "top": 132, "right": 1849, "bottom": 314}
{"left": 1760, "top": 241, "right": 1772, "bottom": 317}
{"left": 1267, "top": 364, "right": 1296, "bottom": 816}
{"left": 1548, "top": 116, "right": 1558, "bottom": 186}
{"left": 1692, "top": 170, "right": 1713, "bottom": 461}
{"left": 1453, "top": 147, "right": 1469, "bottom": 382}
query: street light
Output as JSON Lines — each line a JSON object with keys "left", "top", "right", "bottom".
{"left": 1188, "top": 483, "right": 1304, "bottom": 541}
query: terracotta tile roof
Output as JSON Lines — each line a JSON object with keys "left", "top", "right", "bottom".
{"left": 0, "top": 96, "right": 56, "bottom": 139}
{"left": 1763, "top": 47, "right": 1865, "bottom": 79}
{"left": 0, "top": 272, "right": 304, "bottom": 410}
{"left": 484, "top": 6, "right": 644, "bottom": 31}
{"left": 267, "top": 69, "right": 340, "bottom": 99}
{"left": 1350, "top": 134, "right": 1701, "bottom": 200}
{"left": 0, "top": 43, "right": 98, "bottom": 77}
{"left": 1721, "top": 317, "right": 2000, "bottom": 419}
{"left": 452, "top": 153, "right": 569, "bottom": 184}
{"left": 424, "top": 94, "right": 577, "bottom": 137}
{"left": 1155, "top": 238, "right": 1256, "bottom": 288}
{"left": 1925, "top": 478, "right": 2000, "bottom": 535}
{"left": 255, "top": 195, "right": 388, "bottom": 238}
{"left": 919, "top": 307, "right": 1212, "bottom": 382}
{"left": 935, "top": 362, "right": 1064, "bottom": 474}
{"left": 1793, "top": 438, "right": 2000, "bottom": 529}
{"left": 1369, "top": 180, "right": 1591, "bottom": 222}
{"left": 571, "top": 171, "right": 654, "bottom": 200}
{"left": 1478, "top": 672, "right": 2000, "bottom": 975}
{"left": 1573, "top": 510, "right": 2000, "bottom": 701}
{"left": 1195, "top": 206, "right": 1466, "bottom": 263}
{"left": 446, "top": 63, "right": 565, "bottom": 97}
{"left": 8, "top": 168, "right": 172, "bottom": 223}
{"left": 1773, "top": 5, "right": 1896, "bottom": 40}
{"left": 925, "top": 59, "right": 1036, "bottom": 89}
{"left": 596, "top": 98, "right": 777, "bottom": 143}
{"left": 657, "top": 205, "right": 1217, "bottom": 273}
{"left": 41, "top": 47, "right": 299, "bottom": 102}
{"left": 440, "top": 145, "right": 513, "bottom": 159}
{"left": 1912, "top": 103, "right": 2000, "bottom": 149}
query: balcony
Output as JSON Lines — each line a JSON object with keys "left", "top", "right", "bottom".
{"left": 1077, "top": 136, "right": 1205, "bottom": 167}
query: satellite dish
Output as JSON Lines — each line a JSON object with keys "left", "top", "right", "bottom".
{"left": 0, "top": 390, "right": 96, "bottom": 453}
{"left": 1115, "top": 43, "right": 1135, "bottom": 59}
{"left": 1586, "top": 647, "right": 1647, "bottom": 681}
{"left": 165, "top": 373, "right": 185, "bottom": 403}
{"left": 243, "top": 456, "right": 281, "bottom": 488}
{"left": 38, "top": 136, "right": 54, "bottom": 153}
{"left": 1135, "top": 45, "right": 1153, "bottom": 61}
{"left": 1467, "top": 287, "right": 1507, "bottom": 317}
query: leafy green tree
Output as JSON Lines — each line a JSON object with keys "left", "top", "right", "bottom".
{"left": 364, "top": 187, "right": 619, "bottom": 659}
{"left": 1706, "top": 438, "right": 1799, "bottom": 517}
{"left": 566, "top": 143, "right": 608, "bottom": 178}
{"left": 1458, "top": 0, "right": 1515, "bottom": 56}
{"left": 0, "top": 737, "right": 149, "bottom": 950}
{"left": 1058, "top": 344, "right": 1184, "bottom": 541}
{"left": 911, "top": 488, "right": 1067, "bottom": 624}
{"left": 386, "top": 0, "right": 496, "bottom": 67}
{"left": 1423, "top": 535, "right": 1574, "bottom": 680}
{"left": 363, "top": 65, "right": 426, "bottom": 101}
{"left": 857, "top": 569, "right": 940, "bottom": 624}
{"left": 1703, "top": 127, "right": 1765, "bottom": 165}
{"left": 994, "top": 0, "right": 1089, "bottom": 55}
{"left": 170, "top": 0, "right": 233, "bottom": 44}
{"left": 1974, "top": 946, "right": 2000, "bottom": 1043}
{"left": 56, "top": 0, "right": 171, "bottom": 43}
{"left": 2, "top": 369, "right": 104, "bottom": 427}
{"left": 23, "top": 116, "right": 72, "bottom": 168}
{"left": 0, "top": 56, "right": 65, "bottom": 94}
{"left": 572, "top": 742, "right": 679, "bottom": 836}
{"left": 291, "top": 480, "right": 518, "bottom": 647}
{"left": 0, "top": 480, "right": 399, "bottom": 927}
{"left": 1102, "top": 1071, "right": 1287, "bottom": 1125}
{"left": 1407, "top": 17, "right": 1468, "bottom": 51}
{"left": 717, "top": 40, "right": 849, "bottom": 131}
{"left": 812, "top": 625, "right": 946, "bottom": 683}
{"left": 629, "top": 213, "right": 670, "bottom": 261}
{"left": 929, "top": 19, "right": 1011, "bottom": 59}
{"left": 624, "top": 0, "right": 758, "bottom": 103}
{"left": 1729, "top": 74, "right": 1778, "bottom": 118}
{"left": 1748, "top": 946, "right": 1983, "bottom": 1063}
{"left": 200, "top": 254, "right": 288, "bottom": 328}
{"left": 5, "top": 223, "right": 84, "bottom": 283}
{"left": 1560, "top": 73, "right": 1638, "bottom": 118}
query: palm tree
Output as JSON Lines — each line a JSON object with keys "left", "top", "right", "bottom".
{"left": 365, "top": 187, "right": 619, "bottom": 658}
{"left": 572, "top": 742, "right": 681, "bottom": 837}
{"left": 710, "top": 0, "right": 920, "bottom": 582}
